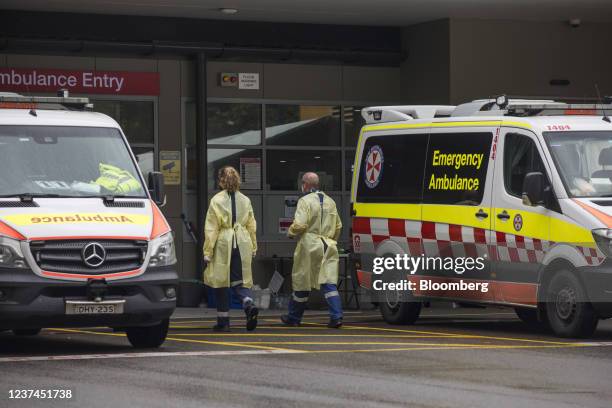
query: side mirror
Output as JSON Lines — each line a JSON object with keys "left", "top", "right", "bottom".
{"left": 148, "top": 171, "right": 166, "bottom": 206}
{"left": 522, "top": 172, "right": 545, "bottom": 206}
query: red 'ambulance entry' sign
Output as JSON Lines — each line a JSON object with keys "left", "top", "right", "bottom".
{"left": 0, "top": 68, "right": 160, "bottom": 96}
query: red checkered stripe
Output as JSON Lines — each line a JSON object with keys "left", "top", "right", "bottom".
{"left": 490, "top": 230, "right": 548, "bottom": 264}
{"left": 352, "top": 217, "right": 604, "bottom": 266}
{"left": 352, "top": 217, "right": 487, "bottom": 259}
{"left": 577, "top": 245, "right": 605, "bottom": 266}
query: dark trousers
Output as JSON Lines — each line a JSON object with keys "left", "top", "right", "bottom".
{"left": 287, "top": 283, "right": 343, "bottom": 323}
{"left": 215, "top": 247, "right": 253, "bottom": 326}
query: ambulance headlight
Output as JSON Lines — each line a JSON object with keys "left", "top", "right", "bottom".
{"left": 592, "top": 229, "right": 612, "bottom": 258}
{"left": 148, "top": 232, "right": 177, "bottom": 267}
{"left": 0, "top": 237, "right": 27, "bottom": 268}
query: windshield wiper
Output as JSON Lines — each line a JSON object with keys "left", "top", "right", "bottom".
{"left": 0, "top": 193, "right": 69, "bottom": 202}
{"left": 75, "top": 194, "right": 147, "bottom": 202}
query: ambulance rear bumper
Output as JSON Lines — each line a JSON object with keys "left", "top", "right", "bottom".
{"left": 0, "top": 265, "right": 178, "bottom": 330}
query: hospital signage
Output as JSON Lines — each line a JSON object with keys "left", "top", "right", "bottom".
{"left": 0, "top": 68, "right": 160, "bottom": 95}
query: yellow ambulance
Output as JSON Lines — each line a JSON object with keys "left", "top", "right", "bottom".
{"left": 351, "top": 97, "right": 612, "bottom": 338}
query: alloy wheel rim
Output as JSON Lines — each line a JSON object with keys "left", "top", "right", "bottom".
{"left": 555, "top": 286, "right": 577, "bottom": 321}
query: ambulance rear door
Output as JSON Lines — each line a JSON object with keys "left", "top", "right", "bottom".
{"left": 419, "top": 122, "right": 499, "bottom": 302}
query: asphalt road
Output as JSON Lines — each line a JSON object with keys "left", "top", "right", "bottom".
{"left": 1, "top": 306, "right": 612, "bottom": 408}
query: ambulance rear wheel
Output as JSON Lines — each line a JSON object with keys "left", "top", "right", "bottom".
{"left": 126, "top": 319, "right": 169, "bottom": 348}
{"left": 380, "top": 298, "right": 421, "bottom": 325}
{"left": 544, "top": 270, "right": 598, "bottom": 338}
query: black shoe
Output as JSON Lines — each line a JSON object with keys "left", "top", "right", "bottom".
{"left": 245, "top": 305, "right": 259, "bottom": 331}
{"left": 280, "top": 314, "right": 300, "bottom": 327}
{"left": 212, "top": 324, "right": 230, "bottom": 332}
{"left": 328, "top": 318, "right": 343, "bottom": 329}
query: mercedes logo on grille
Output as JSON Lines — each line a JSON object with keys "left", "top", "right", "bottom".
{"left": 82, "top": 242, "right": 106, "bottom": 268}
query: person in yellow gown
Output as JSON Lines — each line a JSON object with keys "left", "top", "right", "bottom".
{"left": 203, "top": 166, "right": 258, "bottom": 331}
{"left": 281, "top": 172, "right": 343, "bottom": 328}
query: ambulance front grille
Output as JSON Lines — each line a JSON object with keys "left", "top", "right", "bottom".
{"left": 29, "top": 239, "right": 148, "bottom": 275}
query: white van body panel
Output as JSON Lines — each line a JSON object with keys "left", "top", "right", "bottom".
{"left": 0, "top": 108, "right": 120, "bottom": 128}
{"left": 0, "top": 108, "right": 158, "bottom": 281}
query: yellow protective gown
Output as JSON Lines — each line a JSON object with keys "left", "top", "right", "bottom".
{"left": 203, "top": 190, "right": 257, "bottom": 288}
{"left": 94, "top": 163, "right": 142, "bottom": 194}
{"left": 288, "top": 191, "right": 342, "bottom": 291}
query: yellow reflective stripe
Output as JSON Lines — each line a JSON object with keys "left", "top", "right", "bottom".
{"left": 422, "top": 204, "right": 489, "bottom": 230}
{"left": 550, "top": 217, "right": 595, "bottom": 246}
{"left": 353, "top": 202, "right": 594, "bottom": 245}
{"left": 353, "top": 203, "right": 420, "bottom": 220}
{"left": 362, "top": 120, "right": 532, "bottom": 133}
{"left": 3, "top": 213, "right": 150, "bottom": 226}
{"left": 351, "top": 128, "right": 366, "bottom": 199}
{"left": 493, "top": 208, "right": 548, "bottom": 241}
{"left": 430, "top": 121, "right": 501, "bottom": 128}
{"left": 502, "top": 120, "right": 533, "bottom": 129}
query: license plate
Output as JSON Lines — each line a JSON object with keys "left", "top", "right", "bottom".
{"left": 65, "top": 300, "right": 125, "bottom": 315}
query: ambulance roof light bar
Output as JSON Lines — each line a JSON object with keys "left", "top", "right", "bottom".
{"left": 362, "top": 105, "right": 456, "bottom": 123}
{"left": 451, "top": 98, "right": 561, "bottom": 117}
{"left": 0, "top": 91, "right": 93, "bottom": 111}
{"left": 505, "top": 102, "right": 612, "bottom": 117}
{"left": 454, "top": 95, "right": 612, "bottom": 117}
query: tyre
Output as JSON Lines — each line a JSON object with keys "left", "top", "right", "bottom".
{"left": 514, "top": 307, "right": 539, "bottom": 325}
{"left": 379, "top": 285, "right": 421, "bottom": 325}
{"left": 544, "top": 270, "right": 598, "bottom": 338}
{"left": 380, "top": 301, "right": 421, "bottom": 325}
{"left": 126, "top": 319, "right": 169, "bottom": 348}
{"left": 12, "top": 328, "right": 41, "bottom": 336}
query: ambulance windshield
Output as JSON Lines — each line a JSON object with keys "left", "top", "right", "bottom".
{"left": 0, "top": 125, "right": 146, "bottom": 198}
{"left": 545, "top": 131, "right": 612, "bottom": 198}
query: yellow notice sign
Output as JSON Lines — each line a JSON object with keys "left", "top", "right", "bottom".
{"left": 3, "top": 213, "right": 150, "bottom": 226}
{"left": 160, "top": 150, "right": 181, "bottom": 186}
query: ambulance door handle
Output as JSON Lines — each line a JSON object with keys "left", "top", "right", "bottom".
{"left": 497, "top": 210, "right": 510, "bottom": 221}
{"left": 475, "top": 209, "right": 488, "bottom": 219}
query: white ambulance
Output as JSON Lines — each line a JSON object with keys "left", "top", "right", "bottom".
{"left": 351, "top": 97, "right": 612, "bottom": 338}
{"left": 0, "top": 93, "right": 178, "bottom": 348}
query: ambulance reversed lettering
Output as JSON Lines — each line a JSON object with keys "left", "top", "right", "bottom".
{"left": 364, "top": 145, "right": 384, "bottom": 188}
{"left": 3, "top": 213, "right": 150, "bottom": 226}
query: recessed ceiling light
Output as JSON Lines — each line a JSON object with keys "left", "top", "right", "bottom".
{"left": 219, "top": 8, "right": 238, "bottom": 15}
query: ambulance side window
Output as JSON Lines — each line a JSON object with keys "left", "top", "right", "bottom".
{"left": 423, "top": 132, "right": 492, "bottom": 206}
{"left": 504, "top": 133, "right": 547, "bottom": 198}
{"left": 356, "top": 133, "right": 428, "bottom": 203}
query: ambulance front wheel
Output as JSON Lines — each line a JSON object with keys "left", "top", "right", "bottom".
{"left": 544, "top": 270, "right": 598, "bottom": 338}
{"left": 126, "top": 318, "right": 169, "bottom": 348}
{"left": 380, "top": 298, "right": 421, "bottom": 325}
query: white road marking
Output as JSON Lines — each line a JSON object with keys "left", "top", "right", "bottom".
{"left": 0, "top": 349, "right": 304, "bottom": 363}
{"left": 576, "top": 342, "right": 612, "bottom": 347}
